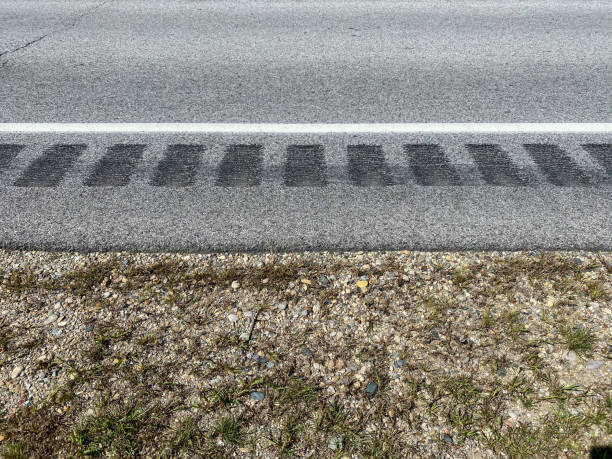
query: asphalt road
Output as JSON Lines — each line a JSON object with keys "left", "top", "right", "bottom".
{"left": 1, "top": 132, "right": 611, "bottom": 252}
{"left": 1, "top": 0, "right": 611, "bottom": 123}
{"left": 1, "top": 1, "right": 611, "bottom": 252}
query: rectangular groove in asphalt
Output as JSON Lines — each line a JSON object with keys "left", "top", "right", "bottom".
{"left": 523, "top": 144, "right": 591, "bottom": 186}
{"left": 581, "top": 144, "right": 612, "bottom": 175}
{"left": 347, "top": 145, "right": 394, "bottom": 186}
{"left": 215, "top": 144, "right": 263, "bottom": 187}
{"left": 84, "top": 144, "right": 146, "bottom": 187}
{"left": 150, "top": 144, "right": 204, "bottom": 187}
{"left": 0, "top": 144, "right": 25, "bottom": 173}
{"left": 404, "top": 144, "right": 462, "bottom": 186}
{"left": 284, "top": 145, "right": 327, "bottom": 187}
{"left": 13, "top": 144, "right": 87, "bottom": 187}
{"left": 467, "top": 144, "right": 529, "bottom": 186}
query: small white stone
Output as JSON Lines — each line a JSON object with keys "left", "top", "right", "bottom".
{"left": 588, "top": 360, "right": 604, "bottom": 370}
{"left": 231, "top": 281, "right": 240, "bottom": 289}
{"left": 11, "top": 365, "right": 23, "bottom": 379}
{"left": 566, "top": 351, "right": 578, "bottom": 362}
{"left": 228, "top": 314, "right": 239, "bottom": 324}
{"left": 43, "top": 312, "right": 58, "bottom": 325}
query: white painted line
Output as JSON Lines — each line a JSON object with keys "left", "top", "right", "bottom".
{"left": 1, "top": 123, "right": 612, "bottom": 134}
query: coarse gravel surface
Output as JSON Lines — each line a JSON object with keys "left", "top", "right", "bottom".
{"left": 0, "top": 249, "right": 610, "bottom": 458}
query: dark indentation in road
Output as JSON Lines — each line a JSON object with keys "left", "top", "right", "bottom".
{"left": 216, "top": 144, "right": 263, "bottom": 187}
{"left": 0, "top": 144, "right": 25, "bottom": 173}
{"left": 404, "top": 144, "right": 462, "bottom": 186}
{"left": 84, "top": 144, "right": 146, "bottom": 187}
{"left": 581, "top": 144, "right": 612, "bottom": 175}
{"left": 347, "top": 145, "right": 394, "bottom": 186}
{"left": 151, "top": 144, "right": 204, "bottom": 187}
{"left": 14, "top": 144, "right": 86, "bottom": 187}
{"left": 284, "top": 145, "right": 327, "bottom": 187}
{"left": 467, "top": 144, "right": 529, "bottom": 186}
{"left": 523, "top": 144, "right": 590, "bottom": 186}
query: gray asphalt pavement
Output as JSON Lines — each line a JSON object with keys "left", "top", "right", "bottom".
{"left": 1, "top": 0, "right": 611, "bottom": 123}
{"left": 1, "top": 132, "right": 611, "bottom": 252}
{"left": 1, "top": 1, "right": 611, "bottom": 252}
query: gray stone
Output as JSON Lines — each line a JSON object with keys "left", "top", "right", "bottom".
{"left": 588, "top": 360, "right": 604, "bottom": 370}
{"left": 328, "top": 436, "right": 343, "bottom": 451}
{"left": 319, "top": 275, "right": 329, "bottom": 287}
{"left": 431, "top": 330, "right": 440, "bottom": 340}
{"left": 85, "top": 324, "right": 94, "bottom": 332}
{"left": 266, "top": 361, "right": 275, "bottom": 369}
{"left": 250, "top": 391, "right": 265, "bottom": 401}
{"left": 302, "top": 347, "right": 314, "bottom": 357}
{"left": 443, "top": 433, "right": 454, "bottom": 444}
{"left": 43, "top": 312, "right": 59, "bottom": 326}
{"left": 347, "top": 362, "right": 359, "bottom": 372}
{"left": 573, "top": 257, "right": 583, "bottom": 264}
{"left": 366, "top": 381, "right": 379, "bottom": 397}
{"left": 394, "top": 359, "right": 406, "bottom": 368}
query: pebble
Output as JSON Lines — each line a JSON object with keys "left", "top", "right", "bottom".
{"left": 355, "top": 280, "right": 368, "bottom": 293}
{"left": 227, "top": 314, "right": 239, "bottom": 324}
{"left": 319, "top": 275, "right": 329, "bottom": 287}
{"left": 11, "top": 365, "right": 23, "bottom": 379}
{"left": 328, "top": 436, "right": 343, "bottom": 451}
{"left": 231, "top": 281, "right": 240, "bottom": 289}
{"left": 366, "top": 381, "right": 378, "bottom": 397}
{"left": 266, "top": 361, "right": 275, "bottom": 369}
{"left": 587, "top": 360, "right": 604, "bottom": 370}
{"left": 394, "top": 359, "right": 406, "bottom": 368}
{"left": 347, "top": 362, "right": 359, "bottom": 372}
{"left": 302, "top": 347, "right": 314, "bottom": 357}
{"left": 43, "top": 312, "right": 59, "bottom": 325}
{"left": 566, "top": 351, "right": 578, "bottom": 362}
{"left": 85, "top": 324, "right": 94, "bottom": 332}
{"left": 573, "top": 257, "right": 583, "bottom": 264}
{"left": 431, "top": 330, "right": 440, "bottom": 340}
{"left": 250, "top": 391, "right": 265, "bottom": 401}
{"left": 443, "top": 433, "right": 454, "bottom": 444}
{"left": 277, "top": 302, "right": 287, "bottom": 311}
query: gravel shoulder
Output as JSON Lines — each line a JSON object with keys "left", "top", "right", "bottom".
{"left": 0, "top": 249, "right": 611, "bottom": 458}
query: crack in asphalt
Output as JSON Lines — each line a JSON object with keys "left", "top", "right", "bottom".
{"left": 0, "top": 0, "right": 113, "bottom": 63}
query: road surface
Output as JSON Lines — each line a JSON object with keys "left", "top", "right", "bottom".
{"left": 1, "top": 1, "right": 610, "bottom": 252}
